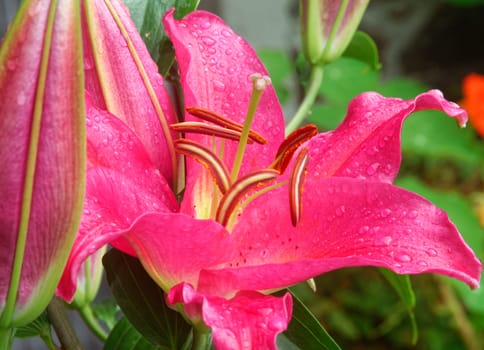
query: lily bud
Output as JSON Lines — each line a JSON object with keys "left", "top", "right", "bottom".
{"left": 300, "top": 0, "right": 369, "bottom": 64}
{"left": 0, "top": 0, "right": 85, "bottom": 330}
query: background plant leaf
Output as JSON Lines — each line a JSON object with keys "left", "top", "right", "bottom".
{"left": 123, "top": 0, "right": 200, "bottom": 74}
{"left": 275, "top": 289, "right": 341, "bottom": 350}
{"left": 104, "top": 317, "right": 161, "bottom": 350}
{"left": 103, "top": 249, "right": 191, "bottom": 349}
{"left": 343, "top": 31, "right": 381, "bottom": 70}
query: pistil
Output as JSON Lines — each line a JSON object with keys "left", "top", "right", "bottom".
{"left": 230, "top": 74, "right": 272, "bottom": 182}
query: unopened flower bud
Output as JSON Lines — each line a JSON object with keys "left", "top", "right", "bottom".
{"left": 300, "top": 0, "right": 369, "bottom": 64}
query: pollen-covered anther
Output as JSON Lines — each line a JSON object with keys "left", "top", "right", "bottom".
{"left": 174, "top": 139, "right": 231, "bottom": 194}
{"left": 186, "top": 107, "right": 267, "bottom": 144}
{"left": 272, "top": 124, "right": 318, "bottom": 173}
{"left": 250, "top": 73, "right": 272, "bottom": 91}
{"left": 290, "top": 148, "right": 310, "bottom": 226}
{"left": 216, "top": 169, "right": 279, "bottom": 227}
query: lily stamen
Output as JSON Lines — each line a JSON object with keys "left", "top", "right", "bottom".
{"left": 230, "top": 74, "right": 271, "bottom": 181}
{"left": 216, "top": 169, "right": 279, "bottom": 227}
{"left": 289, "top": 148, "right": 310, "bottom": 226}
{"left": 171, "top": 122, "right": 256, "bottom": 143}
{"left": 175, "top": 139, "right": 231, "bottom": 194}
{"left": 271, "top": 124, "right": 318, "bottom": 173}
{"left": 186, "top": 107, "right": 267, "bottom": 144}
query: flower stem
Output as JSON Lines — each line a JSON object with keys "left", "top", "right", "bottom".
{"left": 47, "top": 297, "right": 83, "bottom": 350}
{"left": 285, "top": 64, "right": 324, "bottom": 135}
{"left": 0, "top": 327, "right": 13, "bottom": 350}
{"left": 191, "top": 329, "right": 211, "bottom": 350}
{"left": 78, "top": 305, "right": 108, "bottom": 341}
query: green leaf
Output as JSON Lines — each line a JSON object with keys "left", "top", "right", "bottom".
{"left": 103, "top": 249, "right": 191, "bottom": 349}
{"left": 123, "top": 0, "right": 199, "bottom": 73}
{"left": 395, "top": 176, "right": 484, "bottom": 314}
{"left": 378, "top": 269, "right": 418, "bottom": 344}
{"left": 342, "top": 31, "right": 381, "bottom": 70}
{"left": 258, "top": 49, "right": 293, "bottom": 105}
{"left": 319, "top": 57, "right": 379, "bottom": 104}
{"left": 92, "top": 298, "right": 122, "bottom": 331}
{"left": 14, "top": 312, "right": 51, "bottom": 339}
{"left": 104, "top": 317, "right": 161, "bottom": 350}
{"left": 276, "top": 290, "right": 341, "bottom": 350}
{"left": 307, "top": 103, "right": 347, "bottom": 130}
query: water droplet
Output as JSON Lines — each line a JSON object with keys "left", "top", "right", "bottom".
{"left": 268, "top": 319, "right": 284, "bottom": 331}
{"left": 408, "top": 210, "right": 418, "bottom": 219}
{"left": 395, "top": 253, "right": 412, "bottom": 263}
{"left": 374, "top": 235, "right": 392, "bottom": 247}
{"left": 201, "top": 36, "right": 216, "bottom": 47}
{"left": 213, "top": 80, "right": 225, "bottom": 92}
{"left": 335, "top": 205, "right": 345, "bottom": 217}
{"left": 199, "top": 20, "right": 211, "bottom": 29}
{"left": 417, "top": 260, "right": 428, "bottom": 267}
{"left": 366, "top": 162, "right": 379, "bottom": 176}
{"left": 359, "top": 225, "right": 369, "bottom": 234}
{"left": 380, "top": 208, "right": 392, "bottom": 218}
{"left": 260, "top": 249, "right": 268, "bottom": 258}
{"left": 16, "top": 91, "right": 26, "bottom": 105}
{"left": 425, "top": 248, "right": 437, "bottom": 257}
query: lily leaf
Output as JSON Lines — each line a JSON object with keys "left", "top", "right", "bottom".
{"left": 103, "top": 249, "right": 191, "bottom": 349}
{"left": 343, "top": 31, "right": 381, "bottom": 70}
{"left": 379, "top": 269, "right": 418, "bottom": 344}
{"left": 123, "top": 0, "right": 200, "bottom": 74}
{"left": 276, "top": 290, "right": 341, "bottom": 350}
{"left": 104, "top": 317, "right": 161, "bottom": 350}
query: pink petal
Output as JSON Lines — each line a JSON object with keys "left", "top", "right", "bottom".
{"left": 58, "top": 103, "right": 178, "bottom": 301}
{"left": 198, "top": 177, "right": 481, "bottom": 296}
{"left": 167, "top": 283, "right": 292, "bottom": 350}
{"left": 125, "top": 215, "right": 236, "bottom": 291}
{"left": 0, "top": 0, "right": 84, "bottom": 323}
{"left": 82, "top": 0, "right": 177, "bottom": 182}
{"left": 163, "top": 9, "right": 285, "bottom": 215}
{"left": 305, "top": 90, "right": 468, "bottom": 182}
{"left": 57, "top": 167, "right": 174, "bottom": 301}
{"left": 84, "top": 96, "right": 176, "bottom": 209}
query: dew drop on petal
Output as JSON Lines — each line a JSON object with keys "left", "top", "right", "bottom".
{"left": 358, "top": 225, "right": 369, "bottom": 234}
{"left": 380, "top": 208, "right": 392, "bottom": 218}
{"left": 366, "top": 162, "right": 379, "bottom": 176}
{"left": 395, "top": 253, "right": 412, "bottom": 263}
{"left": 374, "top": 235, "right": 392, "bottom": 247}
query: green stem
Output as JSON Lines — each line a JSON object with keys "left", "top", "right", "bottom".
{"left": 191, "top": 329, "right": 211, "bottom": 350}
{"left": 47, "top": 297, "right": 83, "bottom": 350}
{"left": 0, "top": 328, "right": 13, "bottom": 350}
{"left": 78, "top": 305, "right": 108, "bottom": 341}
{"left": 285, "top": 64, "right": 324, "bottom": 135}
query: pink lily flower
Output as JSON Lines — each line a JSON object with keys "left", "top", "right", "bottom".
{"left": 57, "top": 7, "right": 482, "bottom": 350}
{"left": 0, "top": 0, "right": 85, "bottom": 329}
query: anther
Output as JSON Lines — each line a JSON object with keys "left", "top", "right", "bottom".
{"left": 171, "top": 122, "right": 255, "bottom": 143}
{"left": 216, "top": 169, "right": 279, "bottom": 227}
{"left": 289, "top": 148, "right": 310, "bottom": 226}
{"left": 186, "top": 107, "right": 267, "bottom": 144}
{"left": 272, "top": 124, "right": 318, "bottom": 173}
{"left": 175, "top": 139, "right": 231, "bottom": 194}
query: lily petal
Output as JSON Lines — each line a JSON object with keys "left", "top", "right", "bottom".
{"left": 0, "top": 0, "right": 85, "bottom": 326}
{"left": 198, "top": 177, "right": 481, "bottom": 296}
{"left": 82, "top": 0, "right": 177, "bottom": 182}
{"left": 305, "top": 90, "right": 468, "bottom": 182}
{"left": 163, "top": 9, "right": 285, "bottom": 216}
{"left": 126, "top": 214, "right": 235, "bottom": 291}
{"left": 57, "top": 101, "right": 177, "bottom": 301}
{"left": 167, "top": 283, "right": 292, "bottom": 350}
